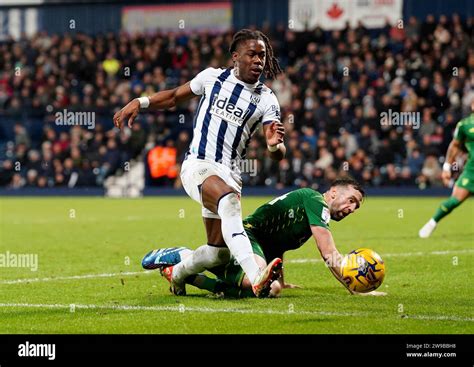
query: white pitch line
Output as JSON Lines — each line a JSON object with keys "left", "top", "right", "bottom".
{"left": 0, "top": 302, "right": 360, "bottom": 316}
{"left": 1, "top": 248, "right": 472, "bottom": 285}
{"left": 403, "top": 314, "right": 474, "bottom": 323}
{"left": 0, "top": 270, "right": 152, "bottom": 285}
{"left": 286, "top": 248, "right": 474, "bottom": 264}
{"left": 0, "top": 302, "right": 472, "bottom": 323}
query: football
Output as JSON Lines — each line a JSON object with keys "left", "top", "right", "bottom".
{"left": 341, "top": 248, "right": 386, "bottom": 293}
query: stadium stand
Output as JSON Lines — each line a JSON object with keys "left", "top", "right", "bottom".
{"left": 0, "top": 14, "right": 473, "bottom": 191}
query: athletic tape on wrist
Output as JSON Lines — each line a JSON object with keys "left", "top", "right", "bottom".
{"left": 137, "top": 97, "right": 150, "bottom": 109}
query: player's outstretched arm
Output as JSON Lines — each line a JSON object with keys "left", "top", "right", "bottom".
{"left": 441, "top": 138, "right": 462, "bottom": 186}
{"left": 113, "top": 82, "right": 197, "bottom": 129}
{"left": 263, "top": 121, "right": 286, "bottom": 161}
{"left": 310, "top": 225, "right": 355, "bottom": 295}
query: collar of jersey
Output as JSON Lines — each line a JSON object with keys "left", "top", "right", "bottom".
{"left": 230, "top": 68, "right": 261, "bottom": 89}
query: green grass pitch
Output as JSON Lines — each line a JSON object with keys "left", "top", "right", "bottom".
{"left": 0, "top": 196, "right": 473, "bottom": 334}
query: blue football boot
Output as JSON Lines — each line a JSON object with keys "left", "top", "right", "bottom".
{"left": 141, "top": 247, "right": 192, "bottom": 270}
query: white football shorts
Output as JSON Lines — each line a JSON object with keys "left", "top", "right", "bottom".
{"left": 180, "top": 158, "right": 242, "bottom": 219}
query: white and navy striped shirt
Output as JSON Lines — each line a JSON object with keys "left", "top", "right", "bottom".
{"left": 186, "top": 67, "right": 281, "bottom": 170}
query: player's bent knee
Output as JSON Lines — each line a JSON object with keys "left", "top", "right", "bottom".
{"left": 217, "top": 192, "right": 241, "bottom": 218}
{"left": 453, "top": 186, "right": 470, "bottom": 202}
{"left": 202, "top": 176, "right": 234, "bottom": 200}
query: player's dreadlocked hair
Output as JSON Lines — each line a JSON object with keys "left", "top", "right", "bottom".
{"left": 229, "top": 29, "right": 282, "bottom": 80}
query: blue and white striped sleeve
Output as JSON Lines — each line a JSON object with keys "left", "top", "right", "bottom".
{"left": 262, "top": 92, "right": 281, "bottom": 125}
{"left": 189, "top": 68, "right": 215, "bottom": 96}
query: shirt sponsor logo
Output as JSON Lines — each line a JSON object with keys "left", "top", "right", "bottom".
{"left": 270, "top": 105, "right": 281, "bottom": 119}
{"left": 210, "top": 95, "right": 252, "bottom": 126}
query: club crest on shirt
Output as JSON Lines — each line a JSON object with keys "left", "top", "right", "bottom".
{"left": 250, "top": 95, "right": 261, "bottom": 105}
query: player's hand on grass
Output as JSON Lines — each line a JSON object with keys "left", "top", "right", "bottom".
{"left": 441, "top": 170, "right": 452, "bottom": 187}
{"left": 282, "top": 283, "right": 302, "bottom": 289}
{"left": 113, "top": 99, "right": 140, "bottom": 129}
{"left": 265, "top": 121, "right": 285, "bottom": 146}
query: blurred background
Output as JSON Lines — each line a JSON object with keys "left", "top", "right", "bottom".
{"left": 0, "top": 0, "right": 473, "bottom": 197}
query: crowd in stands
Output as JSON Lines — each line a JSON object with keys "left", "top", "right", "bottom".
{"left": 0, "top": 14, "right": 473, "bottom": 189}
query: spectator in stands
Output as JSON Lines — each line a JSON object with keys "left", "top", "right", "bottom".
{"left": 421, "top": 154, "right": 442, "bottom": 187}
{"left": 0, "top": 14, "right": 472, "bottom": 189}
{"left": 14, "top": 123, "right": 30, "bottom": 148}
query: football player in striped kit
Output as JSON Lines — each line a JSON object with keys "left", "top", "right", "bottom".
{"left": 114, "top": 29, "right": 286, "bottom": 297}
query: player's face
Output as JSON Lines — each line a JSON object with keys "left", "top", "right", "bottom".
{"left": 232, "top": 39, "right": 266, "bottom": 84}
{"left": 329, "top": 186, "right": 363, "bottom": 221}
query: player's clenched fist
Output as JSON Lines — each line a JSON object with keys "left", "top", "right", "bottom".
{"left": 113, "top": 99, "right": 140, "bottom": 129}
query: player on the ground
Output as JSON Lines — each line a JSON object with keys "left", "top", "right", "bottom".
{"left": 419, "top": 100, "right": 474, "bottom": 238}
{"left": 114, "top": 29, "right": 286, "bottom": 297}
{"left": 142, "top": 178, "right": 366, "bottom": 298}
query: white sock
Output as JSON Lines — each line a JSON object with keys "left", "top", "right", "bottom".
{"left": 172, "top": 244, "right": 229, "bottom": 281}
{"left": 217, "top": 192, "right": 261, "bottom": 284}
{"left": 428, "top": 218, "right": 437, "bottom": 227}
